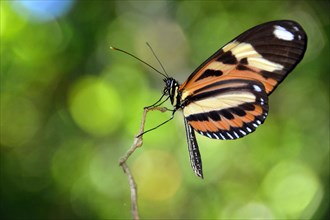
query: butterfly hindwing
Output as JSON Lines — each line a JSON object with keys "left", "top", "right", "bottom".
{"left": 183, "top": 79, "right": 268, "bottom": 140}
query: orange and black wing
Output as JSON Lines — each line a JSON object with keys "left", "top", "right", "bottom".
{"left": 183, "top": 79, "right": 268, "bottom": 140}
{"left": 180, "top": 20, "right": 307, "bottom": 140}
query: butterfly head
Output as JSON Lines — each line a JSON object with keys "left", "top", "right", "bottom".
{"left": 163, "top": 77, "right": 180, "bottom": 106}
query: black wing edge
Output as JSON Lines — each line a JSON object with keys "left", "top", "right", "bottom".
{"left": 184, "top": 118, "right": 203, "bottom": 179}
{"left": 235, "top": 20, "right": 307, "bottom": 95}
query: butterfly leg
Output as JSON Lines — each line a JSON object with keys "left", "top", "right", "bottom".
{"left": 145, "top": 93, "right": 169, "bottom": 109}
{"left": 183, "top": 118, "right": 203, "bottom": 178}
{"left": 136, "top": 109, "right": 176, "bottom": 138}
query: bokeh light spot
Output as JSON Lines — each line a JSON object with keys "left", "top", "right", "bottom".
{"left": 52, "top": 138, "right": 95, "bottom": 189}
{"left": 10, "top": 0, "right": 75, "bottom": 22}
{"left": 262, "top": 160, "right": 322, "bottom": 218}
{"left": 89, "top": 147, "right": 126, "bottom": 197}
{"left": 225, "top": 202, "right": 274, "bottom": 219}
{"left": 69, "top": 76, "right": 122, "bottom": 136}
{"left": 132, "top": 150, "right": 182, "bottom": 201}
{"left": 0, "top": 93, "right": 41, "bottom": 147}
{"left": 12, "top": 19, "right": 69, "bottom": 64}
{"left": 1, "top": 3, "right": 27, "bottom": 39}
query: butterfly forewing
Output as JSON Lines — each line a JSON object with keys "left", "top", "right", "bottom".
{"left": 180, "top": 20, "right": 307, "bottom": 95}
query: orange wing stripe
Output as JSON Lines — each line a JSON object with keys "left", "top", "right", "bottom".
{"left": 189, "top": 120, "right": 219, "bottom": 132}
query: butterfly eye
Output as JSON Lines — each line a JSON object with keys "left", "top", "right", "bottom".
{"left": 162, "top": 78, "right": 172, "bottom": 94}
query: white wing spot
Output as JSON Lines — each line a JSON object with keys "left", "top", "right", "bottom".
{"left": 260, "top": 98, "right": 265, "bottom": 105}
{"left": 213, "top": 133, "right": 219, "bottom": 139}
{"left": 233, "top": 131, "right": 239, "bottom": 139}
{"left": 206, "top": 133, "right": 212, "bottom": 139}
{"left": 293, "top": 26, "right": 299, "bottom": 31}
{"left": 252, "top": 123, "right": 258, "bottom": 128}
{"left": 256, "top": 120, "right": 261, "bottom": 125}
{"left": 273, "top": 25, "right": 294, "bottom": 41}
{"left": 246, "top": 127, "right": 252, "bottom": 133}
{"left": 220, "top": 133, "right": 226, "bottom": 140}
{"left": 239, "top": 130, "right": 246, "bottom": 136}
{"left": 227, "top": 132, "right": 234, "bottom": 140}
{"left": 253, "top": 85, "right": 262, "bottom": 92}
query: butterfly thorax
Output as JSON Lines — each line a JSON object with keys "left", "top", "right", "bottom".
{"left": 163, "top": 77, "right": 182, "bottom": 110}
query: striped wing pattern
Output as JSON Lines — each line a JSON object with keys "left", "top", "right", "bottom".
{"left": 180, "top": 20, "right": 307, "bottom": 95}
{"left": 183, "top": 79, "right": 268, "bottom": 140}
{"left": 179, "top": 20, "right": 307, "bottom": 141}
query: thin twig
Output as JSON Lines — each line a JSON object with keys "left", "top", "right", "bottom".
{"left": 119, "top": 106, "right": 168, "bottom": 220}
{"left": 120, "top": 163, "right": 139, "bottom": 219}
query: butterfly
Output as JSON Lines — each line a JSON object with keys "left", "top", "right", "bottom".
{"left": 112, "top": 20, "right": 307, "bottom": 178}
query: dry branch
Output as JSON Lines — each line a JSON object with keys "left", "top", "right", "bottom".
{"left": 119, "top": 106, "right": 168, "bottom": 220}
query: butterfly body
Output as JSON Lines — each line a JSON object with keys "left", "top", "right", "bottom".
{"left": 160, "top": 20, "right": 307, "bottom": 178}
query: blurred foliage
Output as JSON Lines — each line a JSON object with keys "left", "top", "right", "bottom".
{"left": 0, "top": 0, "right": 329, "bottom": 219}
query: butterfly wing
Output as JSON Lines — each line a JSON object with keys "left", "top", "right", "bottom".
{"left": 179, "top": 20, "right": 306, "bottom": 140}
{"left": 183, "top": 79, "right": 269, "bottom": 140}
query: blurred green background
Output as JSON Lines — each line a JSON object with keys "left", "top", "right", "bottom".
{"left": 1, "top": 1, "right": 329, "bottom": 219}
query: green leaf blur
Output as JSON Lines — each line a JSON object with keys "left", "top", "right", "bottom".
{"left": 1, "top": 1, "right": 329, "bottom": 219}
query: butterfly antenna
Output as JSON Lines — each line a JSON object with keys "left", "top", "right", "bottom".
{"left": 110, "top": 46, "right": 167, "bottom": 78}
{"left": 146, "top": 42, "right": 169, "bottom": 77}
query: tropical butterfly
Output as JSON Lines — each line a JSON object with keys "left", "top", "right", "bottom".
{"left": 112, "top": 20, "right": 307, "bottom": 178}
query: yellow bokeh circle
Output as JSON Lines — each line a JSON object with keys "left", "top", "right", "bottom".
{"left": 132, "top": 149, "right": 182, "bottom": 201}
{"left": 68, "top": 76, "right": 122, "bottom": 136}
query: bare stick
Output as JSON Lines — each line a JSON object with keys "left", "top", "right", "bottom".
{"left": 120, "top": 163, "right": 139, "bottom": 219}
{"left": 119, "top": 106, "right": 168, "bottom": 220}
